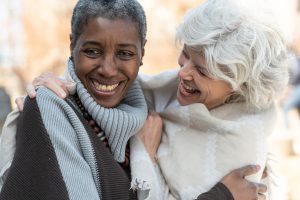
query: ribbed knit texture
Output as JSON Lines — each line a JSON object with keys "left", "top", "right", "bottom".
{"left": 0, "top": 90, "right": 138, "bottom": 199}
{"left": 37, "top": 88, "right": 101, "bottom": 200}
{"left": 68, "top": 59, "right": 147, "bottom": 162}
{"left": 67, "top": 98, "right": 137, "bottom": 200}
{"left": 0, "top": 97, "right": 70, "bottom": 200}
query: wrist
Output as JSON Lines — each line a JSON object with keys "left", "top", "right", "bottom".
{"left": 216, "top": 182, "right": 234, "bottom": 200}
{"left": 149, "top": 152, "right": 158, "bottom": 164}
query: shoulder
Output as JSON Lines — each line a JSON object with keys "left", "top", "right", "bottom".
{"left": 22, "top": 87, "right": 75, "bottom": 126}
{"left": 211, "top": 102, "right": 276, "bottom": 122}
{"left": 137, "top": 70, "right": 179, "bottom": 111}
{"left": 35, "top": 87, "right": 67, "bottom": 106}
{"left": 33, "top": 87, "right": 75, "bottom": 115}
{"left": 137, "top": 69, "right": 179, "bottom": 90}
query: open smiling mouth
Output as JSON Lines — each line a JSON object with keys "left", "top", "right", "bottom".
{"left": 91, "top": 79, "right": 124, "bottom": 95}
{"left": 180, "top": 81, "right": 200, "bottom": 96}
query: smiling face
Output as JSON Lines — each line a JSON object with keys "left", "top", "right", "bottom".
{"left": 71, "top": 17, "right": 144, "bottom": 108}
{"left": 177, "top": 46, "right": 233, "bottom": 110}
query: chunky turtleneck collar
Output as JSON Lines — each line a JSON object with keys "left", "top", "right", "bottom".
{"left": 68, "top": 59, "right": 147, "bottom": 162}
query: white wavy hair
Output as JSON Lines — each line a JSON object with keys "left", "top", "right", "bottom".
{"left": 176, "top": 0, "right": 289, "bottom": 110}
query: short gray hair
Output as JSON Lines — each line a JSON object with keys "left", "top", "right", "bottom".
{"left": 176, "top": 0, "right": 289, "bottom": 110}
{"left": 71, "top": 0, "right": 147, "bottom": 48}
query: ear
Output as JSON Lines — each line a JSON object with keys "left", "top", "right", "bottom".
{"left": 69, "top": 34, "right": 74, "bottom": 56}
{"left": 141, "top": 39, "right": 147, "bottom": 58}
{"left": 139, "top": 40, "right": 147, "bottom": 67}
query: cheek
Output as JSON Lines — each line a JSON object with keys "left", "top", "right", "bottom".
{"left": 214, "top": 82, "right": 232, "bottom": 98}
{"left": 74, "top": 66, "right": 88, "bottom": 87}
{"left": 127, "top": 65, "right": 139, "bottom": 80}
{"left": 74, "top": 57, "right": 94, "bottom": 83}
{"left": 193, "top": 74, "right": 206, "bottom": 88}
{"left": 74, "top": 61, "right": 85, "bottom": 77}
{"left": 125, "top": 60, "right": 140, "bottom": 79}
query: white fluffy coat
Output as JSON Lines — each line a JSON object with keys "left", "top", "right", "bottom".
{"left": 130, "top": 70, "right": 276, "bottom": 200}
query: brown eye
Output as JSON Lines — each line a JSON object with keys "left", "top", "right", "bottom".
{"left": 83, "top": 49, "right": 102, "bottom": 58}
{"left": 117, "top": 50, "right": 134, "bottom": 60}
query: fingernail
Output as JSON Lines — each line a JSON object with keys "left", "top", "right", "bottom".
{"left": 60, "top": 91, "right": 66, "bottom": 98}
{"left": 65, "top": 82, "right": 73, "bottom": 86}
{"left": 29, "top": 91, "right": 36, "bottom": 97}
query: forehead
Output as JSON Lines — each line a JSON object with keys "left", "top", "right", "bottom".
{"left": 185, "top": 45, "right": 206, "bottom": 63}
{"left": 79, "top": 17, "right": 141, "bottom": 47}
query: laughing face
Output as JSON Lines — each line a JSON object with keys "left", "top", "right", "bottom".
{"left": 177, "top": 45, "right": 232, "bottom": 110}
{"left": 72, "top": 17, "right": 144, "bottom": 108}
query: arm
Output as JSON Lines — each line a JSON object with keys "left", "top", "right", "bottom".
{"left": 1, "top": 88, "right": 100, "bottom": 200}
{"left": 0, "top": 110, "right": 20, "bottom": 190}
{"left": 137, "top": 111, "right": 163, "bottom": 163}
{"left": 197, "top": 165, "right": 267, "bottom": 200}
{"left": 16, "top": 72, "right": 74, "bottom": 111}
{"left": 130, "top": 111, "right": 167, "bottom": 200}
{"left": 138, "top": 114, "right": 267, "bottom": 200}
{"left": 196, "top": 182, "right": 233, "bottom": 200}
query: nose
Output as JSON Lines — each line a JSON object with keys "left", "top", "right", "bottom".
{"left": 178, "top": 60, "right": 194, "bottom": 80}
{"left": 97, "top": 56, "right": 118, "bottom": 77}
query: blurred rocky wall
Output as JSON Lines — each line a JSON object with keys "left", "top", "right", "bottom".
{"left": 0, "top": 87, "right": 11, "bottom": 133}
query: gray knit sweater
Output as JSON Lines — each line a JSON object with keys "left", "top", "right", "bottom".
{"left": 0, "top": 87, "right": 140, "bottom": 199}
{"left": 0, "top": 59, "right": 148, "bottom": 199}
{"left": 68, "top": 59, "right": 148, "bottom": 162}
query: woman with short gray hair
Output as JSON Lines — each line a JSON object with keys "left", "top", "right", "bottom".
{"left": 0, "top": 0, "right": 149, "bottom": 199}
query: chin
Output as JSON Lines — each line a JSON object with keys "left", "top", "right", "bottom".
{"left": 176, "top": 91, "right": 190, "bottom": 106}
{"left": 177, "top": 96, "right": 188, "bottom": 106}
{"left": 90, "top": 87, "right": 127, "bottom": 108}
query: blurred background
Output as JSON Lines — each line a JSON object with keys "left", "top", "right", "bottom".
{"left": 0, "top": 0, "right": 300, "bottom": 199}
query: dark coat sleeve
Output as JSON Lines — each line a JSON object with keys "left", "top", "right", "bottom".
{"left": 0, "top": 97, "right": 70, "bottom": 200}
{"left": 196, "top": 182, "right": 234, "bottom": 200}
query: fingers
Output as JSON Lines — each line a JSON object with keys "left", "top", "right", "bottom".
{"left": 249, "top": 182, "right": 267, "bottom": 200}
{"left": 261, "top": 166, "right": 268, "bottom": 179}
{"left": 15, "top": 96, "right": 26, "bottom": 111}
{"left": 258, "top": 193, "right": 266, "bottom": 200}
{"left": 148, "top": 110, "right": 163, "bottom": 124}
{"left": 238, "top": 165, "right": 261, "bottom": 177}
{"left": 62, "top": 79, "right": 76, "bottom": 95}
{"left": 26, "top": 83, "right": 36, "bottom": 98}
{"left": 148, "top": 110, "right": 159, "bottom": 117}
{"left": 257, "top": 183, "right": 267, "bottom": 193}
{"left": 32, "top": 73, "right": 67, "bottom": 98}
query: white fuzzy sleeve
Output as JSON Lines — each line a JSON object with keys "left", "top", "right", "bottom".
{"left": 129, "top": 135, "right": 169, "bottom": 200}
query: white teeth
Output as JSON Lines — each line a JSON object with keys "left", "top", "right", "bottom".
{"left": 182, "top": 83, "right": 196, "bottom": 92}
{"left": 93, "top": 81, "right": 119, "bottom": 92}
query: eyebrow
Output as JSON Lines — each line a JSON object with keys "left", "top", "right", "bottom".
{"left": 82, "top": 41, "right": 102, "bottom": 47}
{"left": 118, "top": 43, "right": 138, "bottom": 50}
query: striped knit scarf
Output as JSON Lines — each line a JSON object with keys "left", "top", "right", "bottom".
{"left": 68, "top": 59, "right": 147, "bottom": 162}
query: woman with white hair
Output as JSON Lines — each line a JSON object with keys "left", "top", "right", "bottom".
{"left": 131, "top": 0, "right": 288, "bottom": 199}
{"left": 5, "top": 0, "right": 286, "bottom": 199}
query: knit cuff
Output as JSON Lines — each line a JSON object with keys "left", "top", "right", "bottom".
{"left": 196, "top": 182, "right": 234, "bottom": 200}
{"left": 215, "top": 182, "right": 234, "bottom": 200}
